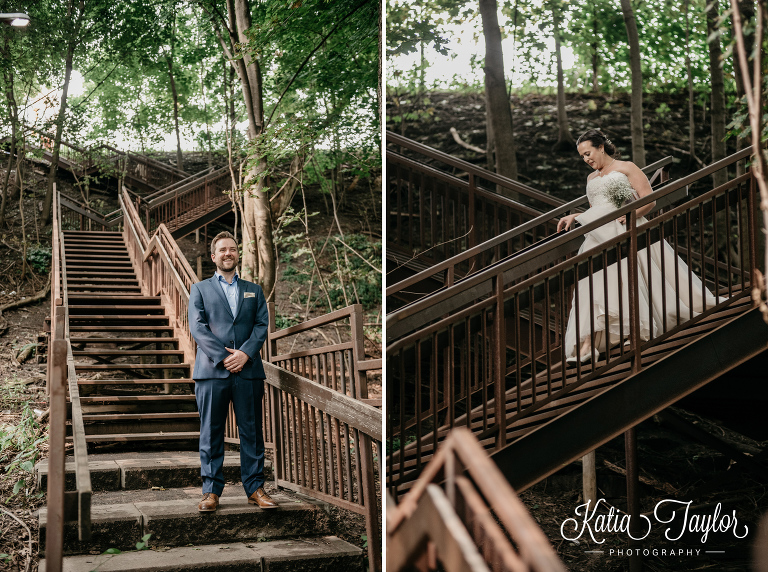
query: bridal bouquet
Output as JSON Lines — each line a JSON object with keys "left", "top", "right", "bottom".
{"left": 604, "top": 177, "right": 637, "bottom": 209}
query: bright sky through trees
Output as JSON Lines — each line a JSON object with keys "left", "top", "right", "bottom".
{"left": 387, "top": 6, "right": 577, "bottom": 89}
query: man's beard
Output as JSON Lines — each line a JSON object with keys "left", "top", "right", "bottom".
{"left": 217, "top": 258, "right": 237, "bottom": 272}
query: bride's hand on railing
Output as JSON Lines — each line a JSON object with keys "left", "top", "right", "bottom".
{"left": 557, "top": 214, "right": 578, "bottom": 232}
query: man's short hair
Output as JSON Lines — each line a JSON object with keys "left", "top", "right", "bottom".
{"left": 210, "top": 231, "right": 237, "bottom": 256}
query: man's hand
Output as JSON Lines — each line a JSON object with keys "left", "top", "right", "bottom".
{"left": 223, "top": 348, "right": 249, "bottom": 373}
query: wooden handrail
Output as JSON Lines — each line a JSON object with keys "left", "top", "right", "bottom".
{"left": 387, "top": 150, "right": 674, "bottom": 299}
{"left": 387, "top": 130, "right": 563, "bottom": 207}
{"left": 46, "top": 192, "right": 93, "bottom": 572}
{"left": 269, "top": 304, "right": 358, "bottom": 340}
{"left": 142, "top": 166, "right": 216, "bottom": 201}
{"left": 388, "top": 428, "right": 565, "bottom": 571}
{"left": 143, "top": 166, "right": 230, "bottom": 209}
{"left": 387, "top": 145, "right": 753, "bottom": 343}
{"left": 59, "top": 194, "right": 122, "bottom": 228}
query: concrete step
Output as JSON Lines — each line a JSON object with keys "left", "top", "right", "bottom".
{"left": 39, "top": 536, "right": 363, "bottom": 571}
{"left": 39, "top": 485, "right": 333, "bottom": 553}
{"left": 36, "top": 452, "right": 272, "bottom": 491}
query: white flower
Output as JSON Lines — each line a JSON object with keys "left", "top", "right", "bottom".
{"left": 604, "top": 177, "right": 636, "bottom": 209}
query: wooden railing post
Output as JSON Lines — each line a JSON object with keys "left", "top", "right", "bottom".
{"left": 493, "top": 274, "right": 506, "bottom": 448}
{"left": 468, "top": 173, "right": 477, "bottom": 251}
{"left": 267, "top": 302, "right": 277, "bottom": 362}
{"left": 359, "top": 432, "right": 381, "bottom": 572}
{"left": 45, "top": 339, "right": 68, "bottom": 572}
{"left": 625, "top": 208, "right": 642, "bottom": 571}
{"left": 350, "top": 304, "right": 368, "bottom": 400}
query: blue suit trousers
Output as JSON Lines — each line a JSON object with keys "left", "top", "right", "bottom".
{"left": 195, "top": 375, "right": 265, "bottom": 497}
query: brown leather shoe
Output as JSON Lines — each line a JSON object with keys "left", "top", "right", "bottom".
{"left": 198, "top": 492, "right": 219, "bottom": 512}
{"left": 248, "top": 487, "right": 278, "bottom": 509}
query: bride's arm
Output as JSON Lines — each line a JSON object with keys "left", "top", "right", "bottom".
{"left": 625, "top": 163, "right": 655, "bottom": 218}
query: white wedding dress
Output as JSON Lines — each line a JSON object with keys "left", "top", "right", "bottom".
{"left": 563, "top": 171, "right": 717, "bottom": 360}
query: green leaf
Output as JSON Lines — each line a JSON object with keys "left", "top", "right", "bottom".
{"left": 13, "top": 479, "right": 24, "bottom": 495}
{"left": 102, "top": 548, "right": 122, "bottom": 555}
{"left": 20, "top": 460, "right": 34, "bottom": 473}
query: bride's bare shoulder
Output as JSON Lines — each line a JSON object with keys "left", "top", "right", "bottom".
{"left": 614, "top": 160, "right": 643, "bottom": 176}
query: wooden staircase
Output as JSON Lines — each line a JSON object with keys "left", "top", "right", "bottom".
{"left": 390, "top": 291, "right": 765, "bottom": 492}
{"left": 387, "top": 145, "right": 764, "bottom": 500}
{"left": 62, "top": 229, "right": 199, "bottom": 443}
{"left": 43, "top": 190, "right": 382, "bottom": 571}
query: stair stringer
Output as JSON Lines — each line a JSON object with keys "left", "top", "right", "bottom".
{"left": 491, "top": 306, "right": 768, "bottom": 492}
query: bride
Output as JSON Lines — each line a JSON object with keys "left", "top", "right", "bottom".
{"left": 556, "top": 129, "right": 716, "bottom": 365}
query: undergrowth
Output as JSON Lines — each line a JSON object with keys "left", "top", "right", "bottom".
{"left": 0, "top": 377, "right": 47, "bottom": 505}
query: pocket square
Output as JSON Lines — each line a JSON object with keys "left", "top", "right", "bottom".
{"left": 244, "top": 292, "right": 255, "bottom": 298}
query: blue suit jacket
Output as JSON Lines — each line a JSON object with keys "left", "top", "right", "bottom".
{"left": 188, "top": 276, "right": 269, "bottom": 380}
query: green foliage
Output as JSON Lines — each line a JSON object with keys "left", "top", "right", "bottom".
{"left": 26, "top": 245, "right": 52, "bottom": 274}
{"left": 0, "top": 398, "right": 47, "bottom": 501}
{"left": 279, "top": 228, "right": 381, "bottom": 314}
{"left": 274, "top": 312, "right": 302, "bottom": 330}
{"left": 135, "top": 533, "right": 152, "bottom": 551}
{"left": 655, "top": 102, "right": 672, "bottom": 119}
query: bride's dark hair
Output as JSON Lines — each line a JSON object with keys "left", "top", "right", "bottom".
{"left": 576, "top": 129, "right": 620, "bottom": 158}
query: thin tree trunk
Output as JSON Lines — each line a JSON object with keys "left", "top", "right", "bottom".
{"left": 591, "top": 10, "right": 599, "bottom": 93}
{"left": 620, "top": 0, "right": 646, "bottom": 167}
{"left": 43, "top": 0, "right": 85, "bottom": 225}
{"left": 552, "top": 1, "right": 574, "bottom": 151}
{"left": 378, "top": 0, "right": 382, "bottom": 127}
{"left": 1, "top": 41, "right": 18, "bottom": 225}
{"left": 479, "top": 0, "right": 518, "bottom": 187}
{"left": 167, "top": 57, "right": 183, "bottom": 170}
{"left": 684, "top": 0, "right": 700, "bottom": 164}
{"left": 707, "top": 0, "right": 727, "bottom": 187}
{"left": 732, "top": 0, "right": 755, "bottom": 177}
{"left": 167, "top": 5, "right": 183, "bottom": 170}
{"left": 230, "top": 0, "right": 275, "bottom": 299}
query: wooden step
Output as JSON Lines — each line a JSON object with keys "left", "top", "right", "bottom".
{"left": 64, "top": 245, "right": 129, "bottom": 252}
{"left": 72, "top": 349, "right": 184, "bottom": 357}
{"left": 68, "top": 305, "right": 166, "bottom": 313}
{"left": 78, "top": 395, "right": 196, "bottom": 403}
{"left": 68, "top": 315, "right": 170, "bottom": 322}
{"left": 71, "top": 337, "right": 179, "bottom": 346}
{"left": 65, "top": 264, "right": 134, "bottom": 270}
{"left": 63, "top": 231, "right": 123, "bottom": 236}
{"left": 68, "top": 295, "right": 160, "bottom": 303}
{"left": 68, "top": 286, "right": 142, "bottom": 292}
{"left": 65, "top": 270, "right": 136, "bottom": 276}
{"left": 70, "top": 431, "right": 200, "bottom": 442}
{"left": 77, "top": 378, "right": 190, "bottom": 385}
{"left": 69, "top": 326, "right": 175, "bottom": 333}
{"left": 74, "top": 363, "right": 190, "bottom": 371}
{"left": 67, "top": 277, "right": 140, "bottom": 284}
{"left": 81, "top": 412, "right": 199, "bottom": 422}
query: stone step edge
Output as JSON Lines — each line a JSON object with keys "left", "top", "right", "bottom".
{"left": 36, "top": 456, "right": 274, "bottom": 492}
{"left": 38, "top": 492, "right": 332, "bottom": 552}
{"left": 38, "top": 536, "right": 362, "bottom": 572}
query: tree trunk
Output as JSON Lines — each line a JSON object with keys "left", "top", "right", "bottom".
{"left": 707, "top": 0, "right": 727, "bottom": 187}
{"left": 228, "top": 0, "right": 276, "bottom": 300}
{"left": 167, "top": 57, "right": 184, "bottom": 171}
{"left": 479, "top": 0, "right": 518, "bottom": 186}
{"left": 378, "top": 0, "right": 382, "bottom": 128}
{"left": 732, "top": 0, "right": 755, "bottom": 176}
{"left": 552, "top": 2, "right": 574, "bottom": 151}
{"left": 43, "top": 0, "right": 85, "bottom": 225}
{"left": 1, "top": 36, "right": 19, "bottom": 225}
{"left": 684, "top": 0, "right": 699, "bottom": 165}
{"left": 167, "top": 9, "right": 183, "bottom": 172}
{"left": 620, "top": 0, "right": 646, "bottom": 167}
{"left": 591, "top": 10, "right": 599, "bottom": 92}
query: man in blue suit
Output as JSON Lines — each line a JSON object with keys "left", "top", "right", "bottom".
{"left": 188, "top": 231, "right": 278, "bottom": 512}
